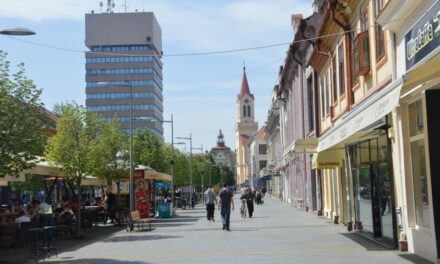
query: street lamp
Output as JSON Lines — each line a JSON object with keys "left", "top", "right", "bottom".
{"left": 0, "top": 27, "right": 35, "bottom": 36}
{"left": 97, "top": 80, "right": 135, "bottom": 212}
{"left": 192, "top": 145, "right": 204, "bottom": 191}
{"left": 176, "top": 134, "right": 193, "bottom": 209}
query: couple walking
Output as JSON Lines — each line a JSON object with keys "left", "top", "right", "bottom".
{"left": 204, "top": 183, "right": 234, "bottom": 231}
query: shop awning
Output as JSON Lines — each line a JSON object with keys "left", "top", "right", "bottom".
{"left": 144, "top": 170, "right": 172, "bottom": 182}
{"left": 312, "top": 149, "right": 344, "bottom": 169}
{"left": 318, "top": 77, "right": 403, "bottom": 152}
{"left": 284, "top": 138, "right": 318, "bottom": 156}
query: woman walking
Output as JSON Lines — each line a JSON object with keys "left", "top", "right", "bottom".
{"left": 240, "top": 187, "right": 255, "bottom": 218}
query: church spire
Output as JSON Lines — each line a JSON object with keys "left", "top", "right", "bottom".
{"left": 217, "top": 129, "right": 225, "bottom": 147}
{"left": 237, "top": 66, "right": 254, "bottom": 100}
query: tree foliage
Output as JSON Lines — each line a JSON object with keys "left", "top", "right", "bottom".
{"left": 93, "top": 117, "right": 129, "bottom": 195}
{"left": 0, "top": 51, "right": 51, "bottom": 177}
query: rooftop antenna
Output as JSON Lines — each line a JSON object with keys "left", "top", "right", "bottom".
{"left": 99, "top": 1, "right": 103, "bottom": 13}
{"left": 106, "top": 0, "right": 115, "bottom": 13}
{"left": 123, "top": 0, "right": 127, "bottom": 12}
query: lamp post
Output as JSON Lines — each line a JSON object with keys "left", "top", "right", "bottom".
{"left": 176, "top": 134, "right": 192, "bottom": 209}
{"left": 192, "top": 145, "right": 204, "bottom": 191}
{"left": 97, "top": 80, "right": 135, "bottom": 212}
{"left": 0, "top": 27, "right": 35, "bottom": 35}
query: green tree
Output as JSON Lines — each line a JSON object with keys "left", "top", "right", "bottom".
{"left": 45, "top": 103, "right": 104, "bottom": 234}
{"left": 0, "top": 51, "right": 51, "bottom": 177}
{"left": 134, "top": 129, "right": 167, "bottom": 172}
{"left": 93, "top": 117, "right": 129, "bottom": 199}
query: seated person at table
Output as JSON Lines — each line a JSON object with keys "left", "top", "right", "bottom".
{"left": 25, "top": 204, "right": 38, "bottom": 221}
{"left": 57, "top": 205, "right": 76, "bottom": 235}
{"left": 15, "top": 210, "right": 31, "bottom": 223}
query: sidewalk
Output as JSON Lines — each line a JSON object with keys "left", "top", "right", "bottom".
{"left": 26, "top": 195, "right": 434, "bottom": 264}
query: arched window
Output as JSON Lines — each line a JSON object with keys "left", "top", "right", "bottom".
{"left": 247, "top": 105, "right": 251, "bottom": 117}
{"left": 243, "top": 105, "right": 247, "bottom": 117}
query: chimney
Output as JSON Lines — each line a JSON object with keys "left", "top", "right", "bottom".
{"left": 291, "top": 14, "right": 303, "bottom": 33}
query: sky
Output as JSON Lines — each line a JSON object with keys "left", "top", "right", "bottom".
{"left": 0, "top": 0, "right": 311, "bottom": 152}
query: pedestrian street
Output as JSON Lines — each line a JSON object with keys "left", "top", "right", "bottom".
{"left": 42, "top": 196, "right": 431, "bottom": 264}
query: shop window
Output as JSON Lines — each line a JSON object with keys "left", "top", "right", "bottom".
{"left": 409, "top": 99, "right": 430, "bottom": 228}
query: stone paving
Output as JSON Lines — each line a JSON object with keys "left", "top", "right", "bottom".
{"left": 5, "top": 195, "right": 432, "bottom": 264}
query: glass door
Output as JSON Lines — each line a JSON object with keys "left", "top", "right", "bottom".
{"left": 354, "top": 165, "right": 373, "bottom": 234}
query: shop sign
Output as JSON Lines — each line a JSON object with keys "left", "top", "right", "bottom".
{"left": 406, "top": 1, "right": 440, "bottom": 70}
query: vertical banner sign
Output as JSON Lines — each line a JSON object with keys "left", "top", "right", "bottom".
{"left": 406, "top": 1, "right": 440, "bottom": 70}
{"left": 135, "top": 170, "right": 149, "bottom": 218}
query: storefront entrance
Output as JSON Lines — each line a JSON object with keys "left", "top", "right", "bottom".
{"left": 348, "top": 134, "right": 395, "bottom": 246}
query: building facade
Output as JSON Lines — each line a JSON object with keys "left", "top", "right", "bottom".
{"left": 210, "top": 130, "right": 236, "bottom": 175}
{"left": 235, "top": 67, "right": 258, "bottom": 185}
{"left": 248, "top": 127, "right": 268, "bottom": 188}
{"left": 379, "top": 0, "right": 440, "bottom": 261}
{"left": 85, "top": 11, "right": 164, "bottom": 136}
{"left": 264, "top": 85, "right": 284, "bottom": 199}
{"left": 309, "top": 0, "right": 399, "bottom": 247}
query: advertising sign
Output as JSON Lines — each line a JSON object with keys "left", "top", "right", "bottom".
{"left": 406, "top": 1, "right": 440, "bottom": 70}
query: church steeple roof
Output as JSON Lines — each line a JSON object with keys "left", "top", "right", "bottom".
{"left": 217, "top": 129, "right": 225, "bottom": 147}
{"left": 237, "top": 66, "right": 254, "bottom": 100}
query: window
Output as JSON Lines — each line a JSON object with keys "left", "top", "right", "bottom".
{"left": 259, "top": 160, "right": 267, "bottom": 169}
{"left": 259, "top": 144, "right": 267, "bottom": 155}
{"left": 352, "top": 6, "right": 371, "bottom": 78}
{"left": 324, "top": 71, "right": 330, "bottom": 115}
{"left": 338, "top": 43, "right": 345, "bottom": 95}
{"left": 243, "top": 105, "right": 247, "bottom": 117}
{"left": 247, "top": 105, "right": 251, "bottom": 117}
{"left": 332, "top": 56, "right": 338, "bottom": 102}
{"left": 307, "top": 76, "right": 314, "bottom": 132}
{"left": 320, "top": 77, "right": 325, "bottom": 118}
{"left": 409, "top": 99, "right": 430, "bottom": 228}
{"left": 375, "top": 0, "right": 386, "bottom": 61}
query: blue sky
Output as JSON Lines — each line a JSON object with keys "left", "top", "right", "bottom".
{"left": 0, "top": 0, "right": 311, "bottom": 151}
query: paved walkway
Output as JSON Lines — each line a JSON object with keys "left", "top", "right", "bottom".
{"left": 32, "top": 195, "right": 432, "bottom": 264}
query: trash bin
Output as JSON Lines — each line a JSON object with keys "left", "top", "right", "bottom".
{"left": 157, "top": 201, "right": 172, "bottom": 218}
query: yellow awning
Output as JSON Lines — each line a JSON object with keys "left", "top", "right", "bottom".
{"left": 312, "top": 149, "right": 344, "bottom": 169}
{"left": 144, "top": 170, "right": 172, "bottom": 182}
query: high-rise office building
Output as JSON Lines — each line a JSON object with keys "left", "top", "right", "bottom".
{"left": 85, "top": 11, "right": 163, "bottom": 136}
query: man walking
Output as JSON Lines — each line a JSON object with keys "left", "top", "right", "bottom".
{"left": 204, "top": 185, "right": 217, "bottom": 222}
{"left": 218, "top": 183, "right": 234, "bottom": 231}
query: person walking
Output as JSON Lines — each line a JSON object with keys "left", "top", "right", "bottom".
{"left": 102, "top": 187, "right": 117, "bottom": 224}
{"left": 255, "top": 188, "right": 262, "bottom": 205}
{"left": 204, "top": 185, "right": 217, "bottom": 222}
{"left": 240, "top": 187, "right": 255, "bottom": 218}
{"left": 218, "top": 183, "right": 234, "bottom": 231}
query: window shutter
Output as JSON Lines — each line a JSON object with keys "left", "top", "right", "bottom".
{"left": 357, "top": 31, "right": 370, "bottom": 76}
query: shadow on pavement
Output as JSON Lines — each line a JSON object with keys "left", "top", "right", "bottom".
{"left": 147, "top": 223, "right": 192, "bottom": 228}
{"left": 102, "top": 234, "right": 182, "bottom": 242}
{"left": 340, "top": 233, "right": 390, "bottom": 251}
{"left": 398, "top": 254, "right": 434, "bottom": 264}
{"left": 41, "top": 258, "right": 151, "bottom": 264}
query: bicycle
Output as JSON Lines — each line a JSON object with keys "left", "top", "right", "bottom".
{"left": 240, "top": 199, "right": 247, "bottom": 218}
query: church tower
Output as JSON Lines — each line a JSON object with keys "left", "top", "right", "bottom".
{"left": 235, "top": 66, "right": 258, "bottom": 184}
